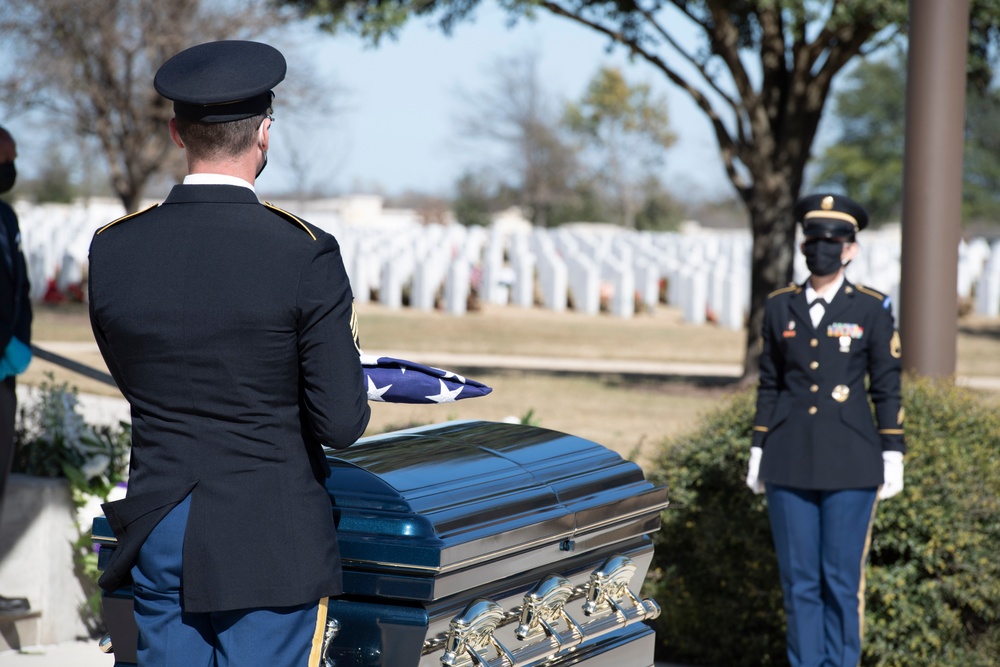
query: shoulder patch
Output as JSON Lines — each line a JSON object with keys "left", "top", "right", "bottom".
{"left": 263, "top": 201, "right": 317, "bottom": 240}
{"left": 855, "top": 283, "right": 887, "bottom": 301}
{"left": 767, "top": 283, "right": 800, "bottom": 299}
{"left": 96, "top": 204, "right": 158, "bottom": 235}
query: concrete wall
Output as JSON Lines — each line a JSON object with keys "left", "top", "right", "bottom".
{"left": 0, "top": 475, "right": 91, "bottom": 648}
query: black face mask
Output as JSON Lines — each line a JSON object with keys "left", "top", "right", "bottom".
{"left": 0, "top": 161, "right": 16, "bottom": 194}
{"left": 803, "top": 238, "right": 845, "bottom": 276}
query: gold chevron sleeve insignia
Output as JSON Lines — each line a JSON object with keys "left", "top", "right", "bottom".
{"left": 350, "top": 304, "right": 361, "bottom": 354}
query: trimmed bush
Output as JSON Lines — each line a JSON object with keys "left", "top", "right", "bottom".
{"left": 644, "top": 377, "right": 1000, "bottom": 667}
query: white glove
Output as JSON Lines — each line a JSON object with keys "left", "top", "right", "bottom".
{"left": 745, "top": 447, "right": 765, "bottom": 494}
{"left": 878, "top": 450, "right": 905, "bottom": 500}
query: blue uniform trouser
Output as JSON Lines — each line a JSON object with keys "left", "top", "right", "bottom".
{"left": 131, "top": 494, "right": 329, "bottom": 667}
{"left": 765, "top": 485, "right": 879, "bottom": 667}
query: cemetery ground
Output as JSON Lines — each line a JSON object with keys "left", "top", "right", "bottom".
{"left": 24, "top": 301, "right": 1000, "bottom": 472}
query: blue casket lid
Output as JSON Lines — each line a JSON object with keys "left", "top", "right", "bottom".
{"left": 326, "top": 420, "right": 667, "bottom": 601}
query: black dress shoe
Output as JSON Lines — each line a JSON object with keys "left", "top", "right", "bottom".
{"left": 0, "top": 595, "right": 30, "bottom": 614}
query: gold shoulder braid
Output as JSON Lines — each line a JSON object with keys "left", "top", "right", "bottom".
{"left": 768, "top": 283, "right": 799, "bottom": 299}
{"left": 855, "top": 283, "right": 886, "bottom": 300}
{"left": 96, "top": 204, "right": 159, "bottom": 234}
{"left": 263, "top": 201, "right": 317, "bottom": 240}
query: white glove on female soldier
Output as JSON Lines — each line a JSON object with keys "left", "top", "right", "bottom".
{"left": 745, "top": 447, "right": 765, "bottom": 494}
{"left": 879, "top": 450, "right": 904, "bottom": 500}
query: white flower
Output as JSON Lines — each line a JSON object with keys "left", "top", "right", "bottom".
{"left": 80, "top": 454, "right": 110, "bottom": 480}
{"left": 76, "top": 493, "right": 107, "bottom": 533}
{"left": 106, "top": 484, "right": 128, "bottom": 503}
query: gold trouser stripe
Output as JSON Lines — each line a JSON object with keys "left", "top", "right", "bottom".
{"left": 857, "top": 493, "right": 880, "bottom": 649}
{"left": 308, "top": 597, "right": 330, "bottom": 667}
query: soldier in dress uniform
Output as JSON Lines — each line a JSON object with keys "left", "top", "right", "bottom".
{"left": 0, "top": 125, "right": 33, "bottom": 617}
{"left": 745, "top": 193, "right": 905, "bottom": 667}
{"left": 89, "top": 40, "right": 370, "bottom": 667}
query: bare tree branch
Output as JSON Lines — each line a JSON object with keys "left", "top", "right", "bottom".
{"left": 540, "top": 1, "right": 750, "bottom": 192}
{"left": 0, "top": 0, "right": 321, "bottom": 211}
{"left": 638, "top": 7, "right": 740, "bottom": 111}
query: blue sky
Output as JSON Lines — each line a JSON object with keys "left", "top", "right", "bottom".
{"left": 263, "top": 8, "right": 737, "bottom": 202}
{"left": 0, "top": 7, "right": 798, "bottom": 204}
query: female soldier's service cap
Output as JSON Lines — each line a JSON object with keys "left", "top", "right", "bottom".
{"left": 794, "top": 193, "right": 869, "bottom": 238}
{"left": 154, "top": 40, "right": 286, "bottom": 123}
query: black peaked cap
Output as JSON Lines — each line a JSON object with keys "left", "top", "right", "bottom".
{"left": 154, "top": 40, "right": 286, "bottom": 123}
{"left": 794, "top": 193, "right": 869, "bottom": 238}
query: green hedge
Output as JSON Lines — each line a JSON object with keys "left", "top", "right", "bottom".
{"left": 643, "top": 377, "right": 1000, "bottom": 667}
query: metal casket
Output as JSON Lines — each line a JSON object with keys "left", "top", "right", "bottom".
{"left": 93, "top": 420, "right": 668, "bottom": 667}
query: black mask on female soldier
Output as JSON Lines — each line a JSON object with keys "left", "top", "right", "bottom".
{"left": 0, "top": 161, "right": 16, "bottom": 194}
{"left": 802, "top": 238, "right": 845, "bottom": 277}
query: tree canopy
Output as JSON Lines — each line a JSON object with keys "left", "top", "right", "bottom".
{"left": 812, "top": 52, "right": 907, "bottom": 224}
{"left": 0, "top": 0, "right": 298, "bottom": 212}
{"left": 565, "top": 66, "right": 676, "bottom": 228}
{"left": 813, "top": 48, "right": 1000, "bottom": 228}
{"left": 282, "top": 0, "right": 922, "bottom": 376}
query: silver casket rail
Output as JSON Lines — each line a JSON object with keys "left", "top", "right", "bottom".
{"left": 92, "top": 420, "right": 669, "bottom": 667}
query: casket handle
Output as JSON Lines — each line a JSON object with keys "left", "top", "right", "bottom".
{"left": 583, "top": 554, "right": 658, "bottom": 621}
{"left": 441, "top": 598, "right": 515, "bottom": 667}
{"left": 515, "top": 574, "right": 583, "bottom": 646}
{"left": 320, "top": 617, "right": 341, "bottom": 667}
{"left": 436, "top": 554, "right": 660, "bottom": 667}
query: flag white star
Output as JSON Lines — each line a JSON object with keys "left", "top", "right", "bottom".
{"left": 426, "top": 379, "right": 463, "bottom": 403}
{"left": 440, "top": 370, "right": 467, "bottom": 384}
{"left": 366, "top": 376, "right": 392, "bottom": 402}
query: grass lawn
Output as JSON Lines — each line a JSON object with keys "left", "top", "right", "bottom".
{"left": 22, "top": 301, "right": 1000, "bottom": 471}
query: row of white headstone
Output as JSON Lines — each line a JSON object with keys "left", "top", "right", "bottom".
{"left": 335, "top": 223, "right": 1000, "bottom": 327}
{"left": 10, "top": 199, "right": 1000, "bottom": 328}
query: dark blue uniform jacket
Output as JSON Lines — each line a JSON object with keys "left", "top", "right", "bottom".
{"left": 753, "top": 280, "right": 905, "bottom": 490}
{"left": 1, "top": 200, "right": 31, "bottom": 351}
{"left": 89, "top": 184, "right": 370, "bottom": 612}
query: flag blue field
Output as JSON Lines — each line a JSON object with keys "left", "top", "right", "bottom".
{"left": 361, "top": 355, "right": 493, "bottom": 404}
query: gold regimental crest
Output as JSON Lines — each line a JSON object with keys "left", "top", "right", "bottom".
{"left": 890, "top": 330, "right": 902, "bottom": 359}
{"left": 832, "top": 385, "right": 850, "bottom": 402}
{"left": 821, "top": 196, "right": 835, "bottom": 210}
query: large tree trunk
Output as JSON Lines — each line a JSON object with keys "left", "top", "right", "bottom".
{"left": 120, "top": 189, "right": 143, "bottom": 216}
{"left": 742, "top": 183, "right": 799, "bottom": 382}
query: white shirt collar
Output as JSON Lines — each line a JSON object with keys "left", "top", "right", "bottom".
{"left": 805, "top": 273, "right": 845, "bottom": 305}
{"left": 183, "top": 173, "right": 256, "bottom": 193}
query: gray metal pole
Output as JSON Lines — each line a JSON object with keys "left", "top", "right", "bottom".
{"left": 900, "top": 0, "right": 969, "bottom": 377}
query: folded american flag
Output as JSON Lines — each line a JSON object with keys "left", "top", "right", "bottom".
{"left": 361, "top": 355, "right": 493, "bottom": 404}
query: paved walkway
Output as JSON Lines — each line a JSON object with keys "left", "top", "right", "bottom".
{"left": 0, "top": 641, "right": 112, "bottom": 666}
{"left": 21, "top": 341, "right": 755, "bottom": 429}
{"left": 23, "top": 341, "right": 1000, "bottom": 430}
{"left": 32, "top": 340, "right": 1000, "bottom": 388}
{"left": 0, "top": 640, "right": 693, "bottom": 666}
